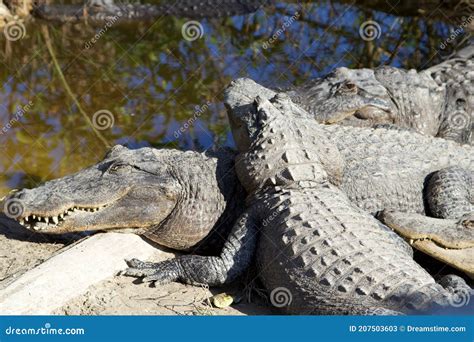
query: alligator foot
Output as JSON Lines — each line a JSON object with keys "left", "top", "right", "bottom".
{"left": 123, "top": 258, "right": 180, "bottom": 285}
{"left": 439, "top": 274, "right": 472, "bottom": 293}
{"left": 438, "top": 274, "right": 474, "bottom": 310}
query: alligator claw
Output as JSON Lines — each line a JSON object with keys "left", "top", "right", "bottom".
{"left": 122, "top": 267, "right": 156, "bottom": 278}
{"left": 122, "top": 258, "right": 180, "bottom": 285}
{"left": 125, "top": 258, "right": 159, "bottom": 269}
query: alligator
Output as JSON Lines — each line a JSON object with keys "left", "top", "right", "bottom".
{"left": 228, "top": 78, "right": 474, "bottom": 277}
{"left": 25, "top": 0, "right": 474, "bottom": 28}
{"left": 33, "top": 0, "right": 270, "bottom": 23}
{"left": 2, "top": 131, "right": 470, "bottom": 280}
{"left": 2, "top": 145, "right": 244, "bottom": 254}
{"left": 124, "top": 78, "right": 473, "bottom": 314}
{"left": 284, "top": 44, "right": 474, "bottom": 145}
{"left": 1, "top": 115, "right": 471, "bottom": 313}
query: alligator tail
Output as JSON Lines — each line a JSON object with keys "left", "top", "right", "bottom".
{"left": 33, "top": 0, "right": 271, "bottom": 22}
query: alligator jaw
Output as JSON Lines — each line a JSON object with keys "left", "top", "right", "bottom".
{"left": 17, "top": 205, "right": 108, "bottom": 232}
{"left": 411, "top": 239, "right": 474, "bottom": 279}
{"left": 317, "top": 100, "right": 393, "bottom": 125}
{"left": 354, "top": 106, "right": 392, "bottom": 121}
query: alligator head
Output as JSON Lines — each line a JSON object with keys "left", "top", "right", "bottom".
{"left": 286, "top": 67, "right": 396, "bottom": 125}
{"left": 380, "top": 211, "right": 474, "bottom": 279}
{"left": 1, "top": 145, "right": 241, "bottom": 251}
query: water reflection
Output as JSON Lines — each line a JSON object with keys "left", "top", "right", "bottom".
{"left": 0, "top": 0, "right": 462, "bottom": 194}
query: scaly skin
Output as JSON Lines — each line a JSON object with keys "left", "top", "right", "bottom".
{"left": 285, "top": 45, "right": 474, "bottom": 144}
{"left": 229, "top": 94, "right": 471, "bottom": 314}
{"left": 126, "top": 80, "right": 472, "bottom": 314}
{"left": 227, "top": 78, "right": 474, "bottom": 278}
{"left": 2, "top": 145, "right": 245, "bottom": 253}
{"left": 34, "top": 0, "right": 270, "bottom": 22}
{"left": 228, "top": 78, "right": 474, "bottom": 218}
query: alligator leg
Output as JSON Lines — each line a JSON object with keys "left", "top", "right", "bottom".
{"left": 426, "top": 167, "right": 473, "bottom": 220}
{"left": 123, "top": 210, "right": 259, "bottom": 286}
{"left": 437, "top": 274, "right": 473, "bottom": 311}
{"left": 439, "top": 274, "right": 472, "bottom": 293}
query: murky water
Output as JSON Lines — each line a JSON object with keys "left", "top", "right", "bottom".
{"left": 0, "top": 0, "right": 462, "bottom": 194}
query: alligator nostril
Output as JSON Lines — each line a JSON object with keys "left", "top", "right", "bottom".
{"left": 8, "top": 189, "right": 26, "bottom": 200}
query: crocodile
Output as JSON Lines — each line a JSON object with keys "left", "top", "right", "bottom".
{"left": 284, "top": 44, "right": 474, "bottom": 145}
{"left": 124, "top": 78, "right": 473, "bottom": 314}
{"left": 2, "top": 145, "right": 244, "bottom": 253}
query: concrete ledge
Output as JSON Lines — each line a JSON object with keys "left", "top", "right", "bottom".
{"left": 0, "top": 233, "right": 167, "bottom": 315}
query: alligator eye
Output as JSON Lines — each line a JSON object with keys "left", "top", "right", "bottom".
{"left": 339, "top": 81, "right": 357, "bottom": 93}
{"left": 109, "top": 163, "right": 129, "bottom": 173}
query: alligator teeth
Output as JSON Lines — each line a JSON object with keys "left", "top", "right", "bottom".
{"left": 20, "top": 204, "right": 107, "bottom": 231}
{"left": 409, "top": 239, "right": 414, "bottom": 245}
